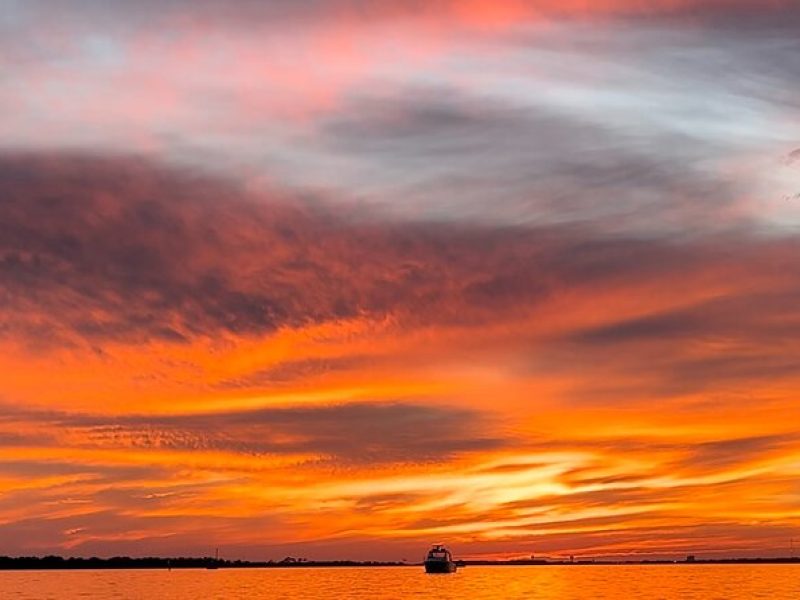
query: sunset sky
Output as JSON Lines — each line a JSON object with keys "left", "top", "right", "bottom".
{"left": 1, "top": 0, "right": 800, "bottom": 561}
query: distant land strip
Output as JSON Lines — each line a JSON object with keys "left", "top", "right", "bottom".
{"left": 1, "top": 556, "right": 799, "bottom": 570}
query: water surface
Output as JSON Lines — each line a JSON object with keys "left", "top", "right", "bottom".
{"left": 2, "top": 565, "right": 799, "bottom": 599}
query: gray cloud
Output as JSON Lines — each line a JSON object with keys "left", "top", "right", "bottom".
{"left": 214, "top": 356, "right": 372, "bottom": 389}
{"left": 3, "top": 151, "right": 800, "bottom": 358}
{"left": 0, "top": 151, "right": 718, "bottom": 348}
{"left": 685, "top": 435, "right": 796, "bottom": 469}
{"left": 0, "top": 400, "right": 504, "bottom": 464}
{"left": 318, "top": 89, "right": 742, "bottom": 231}
{"left": 3, "top": 0, "right": 798, "bottom": 237}
{"left": 0, "top": 152, "right": 376, "bottom": 346}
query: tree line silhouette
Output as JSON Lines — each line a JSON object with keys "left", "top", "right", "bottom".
{"left": 0, "top": 555, "right": 406, "bottom": 570}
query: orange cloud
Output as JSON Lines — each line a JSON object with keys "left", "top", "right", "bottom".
{"left": 1, "top": 151, "right": 799, "bottom": 559}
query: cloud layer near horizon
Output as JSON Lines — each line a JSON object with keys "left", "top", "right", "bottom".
{"left": 0, "top": 0, "right": 799, "bottom": 561}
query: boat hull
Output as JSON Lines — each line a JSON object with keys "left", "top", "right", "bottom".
{"left": 424, "top": 560, "right": 457, "bottom": 573}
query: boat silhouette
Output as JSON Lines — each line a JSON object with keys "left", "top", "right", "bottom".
{"left": 424, "top": 544, "right": 457, "bottom": 573}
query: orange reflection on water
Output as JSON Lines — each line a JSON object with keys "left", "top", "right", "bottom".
{"left": 2, "top": 565, "right": 800, "bottom": 600}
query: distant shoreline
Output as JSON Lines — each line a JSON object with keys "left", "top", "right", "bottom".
{"left": 1, "top": 556, "right": 798, "bottom": 570}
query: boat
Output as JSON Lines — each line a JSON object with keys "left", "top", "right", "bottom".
{"left": 424, "top": 544, "right": 457, "bottom": 573}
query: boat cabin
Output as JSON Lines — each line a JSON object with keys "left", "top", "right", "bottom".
{"left": 427, "top": 545, "right": 452, "bottom": 561}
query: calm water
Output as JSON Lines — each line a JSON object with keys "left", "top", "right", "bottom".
{"left": 2, "top": 565, "right": 799, "bottom": 599}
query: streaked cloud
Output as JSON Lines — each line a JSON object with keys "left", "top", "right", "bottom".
{"left": 0, "top": 400, "right": 503, "bottom": 463}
